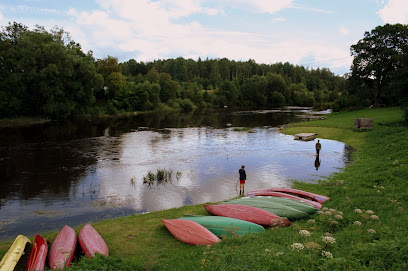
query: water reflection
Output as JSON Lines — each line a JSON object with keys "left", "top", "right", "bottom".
{"left": 0, "top": 109, "right": 349, "bottom": 240}
{"left": 315, "top": 155, "right": 321, "bottom": 171}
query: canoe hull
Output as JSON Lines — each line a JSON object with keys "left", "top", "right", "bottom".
{"left": 204, "top": 204, "right": 291, "bottom": 227}
{"left": 78, "top": 224, "right": 109, "bottom": 259}
{"left": 0, "top": 235, "right": 31, "bottom": 271}
{"left": 249, "top": 188, "right": 329, "bottom": 203}
{"left": 223, "top": 198, "right": 309, "bottom": 220}
{"left": 247, "top": 191, "right": 322, "bottom": 209}
{"left": 162, "top": 219, "right": 220, "bottom": 245}
{"left": 245, "top": 196, "right": 318, "bottom": 214}
{"left": 179, "top": 215, "right": 265, "bottom": 237}
{"left": 26, "top": 235, "right": 48, "bottom": 271}
{"left": 48, "top": 225, "right": 77, "bottom": 270}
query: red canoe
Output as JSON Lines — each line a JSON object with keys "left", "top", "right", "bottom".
{"left": 48, "top": 225, "right": 77, "bottom": 270}
{"left": 162, "top": 219, "right": 220, "bottom": 245}
{"left": 78, "top": 223, "right": 109, "bottom": 258}
{"left": 26, "top": 235, "right": 48, "bottom": 271}
{"left": 204, "top": 204, "right": 291, "bottom": 227}
{"left": 249, "top": 188, "right": 329, "bottom": 203}
{"left": 247, "top": 191, "right": 322, "bottom": 209}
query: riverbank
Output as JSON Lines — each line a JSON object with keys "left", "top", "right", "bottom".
{"left": 1, "top": 107, "right": 407, "bottom": 270}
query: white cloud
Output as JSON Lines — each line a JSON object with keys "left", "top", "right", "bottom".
{"left": 339, "top": 27, "right": 349, "bottom": 35}
{"left": 273, "top": 17, "right": 286, "bottom": 22}
{"left": 378, "top": 0, "right": 408, "bottom": 24}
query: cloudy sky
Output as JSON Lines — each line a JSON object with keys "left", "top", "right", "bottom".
{"left": 1, "top": 0, "right": 407, "bottom": 75}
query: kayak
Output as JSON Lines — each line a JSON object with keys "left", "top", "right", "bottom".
{"left": 223, "top": 198, "right": 309, "bottom": 220}
{"left": 78, "top": 224, "right": 109, "bottom": 258}
{"left": 179, "top": 215, "right": 265, "bottom": 237}
{"left": 249, "top": 188, "right": 329, "bottom": 203}
{"left": 0, "top": 235, "right": 31, "bottom": 271}
{"left": 247, "top": 191, "right": 322, "bottom": 209}
{"left": 204, "top": 204, "right": 291, "bottom": 227}
{"left": 245, "top": 196, "right": 318, "bottom": 214}
{"left": 162, "top": 219, "right": 220, "bottom": 245}
{"left": 26, "top": 235, "right": 48, "bottom": 271}
{"left": 48, "top": 225, "right": 77, "bottom": 270}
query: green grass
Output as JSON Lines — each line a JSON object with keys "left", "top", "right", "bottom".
{"left": 1, "top": 107, "right": 407, "bottom": 270}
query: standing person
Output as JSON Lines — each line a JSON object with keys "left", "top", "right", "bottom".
{"left": 315, "top": 140, "right": 322, "bottom": 156}
{"left": 238, "top": 165, "right": 246, "bottom": 195}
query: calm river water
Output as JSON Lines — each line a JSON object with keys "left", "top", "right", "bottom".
{"left": 0, "top": 108, "right": 351, "bottom": 240}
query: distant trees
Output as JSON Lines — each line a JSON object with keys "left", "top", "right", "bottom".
{"left": 1, "top": 22, "right": 351, "bottom": 120}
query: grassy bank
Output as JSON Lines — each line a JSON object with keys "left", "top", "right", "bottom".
{"left": 1, "top": 107, "right": 407, "bottom": 270}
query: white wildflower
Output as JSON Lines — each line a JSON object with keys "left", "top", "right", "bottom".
{"left": 338, "top": 211, "right": 343, "bottom": 215}
{"left": 324, "top": 232, "right": 332, "bottom": 236}
{"left": 353, "top": 221, "right": 362, "bottom": 226}
{"left": 321, "top": 236, "right": 336, "bottom": 244}
{"left": 370, "top": 215, "right": 379, "bottom": 220}
{"left": 367, "top": 229, "right": 376, "bottom": 234}
{"left": 299, "top": 230, "right": 312, "bottom": 237}
{"left": 291, "top": 243, "right": 304, "bottom": 251}
{"left": 317, "top": 211, "right": 324, "bottom": 215}
{"left": 307, "top": 219, "right": 316, "bottom": 224}
{"left": 334, "top": 215, "right": 343, "bottom": 220}
{"left": 366, "top": 210, "right": 374, "bottom": 215}
{"left": 321, "top": 250, "right": 333, "bottom": 259}
{"left": 354, "top": 209, "right": 363, "bottom": 214}
{"left": 329, "top": 208, "right": 336, "bottom": 213}
{"left": 325, "top": 211, "right": 332, "bottom": 215}
{"left": 265, "top": 249, "right": 271, "bottom": 252}
{"left": 330, "top": 220, "right": 339, "bottom": 225}
{"left": 275, "top": 252, "right": 284, "bottom": 257}
{"left": 322, "top": 207, "right": 328, "bottom": 211}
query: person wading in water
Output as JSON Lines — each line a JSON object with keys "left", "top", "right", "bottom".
{"left": 238, "top": 165, "right": 246, "bottom": 195}
{"left": 315, "top": 140, "right": 322, "bottom": 156}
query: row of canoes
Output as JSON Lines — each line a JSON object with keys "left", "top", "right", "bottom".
{"left": 0, "top": 223, "right": 108, "bottom": 271}
{"left": 162, "top": 187, "right": 329, "bottom": 245}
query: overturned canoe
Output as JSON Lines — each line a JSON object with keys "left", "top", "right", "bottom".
{"left": 0, "top": 235, "right": 31, "bottom": 271}
{"left": 48, "top": 225, "right": 77, "bottom": 270}
{"left": 78, "top": 223, "right": 109, "bottom": 259}
{"left": 179, "top": 215, "right": 264, "bottom": 237}
{"left": 247, "top": 191, "right": 322, "bottom": 209}
{"left": 245, "top": 196, "right": 318, "bottom": 214}
{"left": 204, "top": 204, "right": 291, "bottom": 227}
{"left": 26, "top": 235, "right": 48, "bottom": 271}
{"left": 162, "top": 219, "right": 220, "bottom": 245}
{"left": 249, "top": 187, "right": 329, "bottom": 203}
{"left": 223, "top": 197, "right": 309, "bottom": 220}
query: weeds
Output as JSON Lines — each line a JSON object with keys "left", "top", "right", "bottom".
{"left": 142, "top": 168, "right": 176, "bottom": 186}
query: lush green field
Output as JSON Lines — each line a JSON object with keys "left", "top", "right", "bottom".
{"left": 1, "top": 107, "right": 407, "bottom": 270}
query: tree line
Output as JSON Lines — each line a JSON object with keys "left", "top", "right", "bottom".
{"left": 1, "top": 22, "right": 407, "bottom": 120}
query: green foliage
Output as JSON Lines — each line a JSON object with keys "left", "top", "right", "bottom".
{"left": 0, "top": 22, "right": 103, "bottom": 119}
{"left": 349, "top": 23, "right": 408, "bottom": 106}
{"left": 70, "top": 254, "right": 143, "bottom": 271}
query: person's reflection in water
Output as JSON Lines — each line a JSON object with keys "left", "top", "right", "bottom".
{"left": 315, "top": 155, "right": 321, "bottom": 170}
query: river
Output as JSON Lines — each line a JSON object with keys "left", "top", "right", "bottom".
{"left": 0, "top": 108, "right": 351, "bottom": 240}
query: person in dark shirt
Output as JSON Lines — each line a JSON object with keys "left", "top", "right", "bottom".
{"left": 315, "top": 140, "right": 322, "bottom": 156}
{"left": 239, "top": 165, "right": 246, "bottom": 195}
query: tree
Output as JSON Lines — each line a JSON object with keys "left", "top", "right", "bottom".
{"left": 350, "top": 24, "right": 408, "bottom": 105}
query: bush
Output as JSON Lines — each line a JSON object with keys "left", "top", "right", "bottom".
{"left": 179, "top": 98, "right": 196, "bottom": 112}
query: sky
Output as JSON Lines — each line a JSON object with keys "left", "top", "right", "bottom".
{"left": 1, "top": 0, "right": 407, "bottom": 75}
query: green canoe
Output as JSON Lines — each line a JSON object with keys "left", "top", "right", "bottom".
{"left": 179, "top": 215, "right": 265, "bottom": 237}
{"left": 244, "top": 196, "right": 318, "bottom": 214}
{"left": 223, "top": 198, "right": 309, "bottom": 220}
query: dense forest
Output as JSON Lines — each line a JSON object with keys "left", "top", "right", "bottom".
{"left": 0, "top": 22, "right": 407, "bottom": 120}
